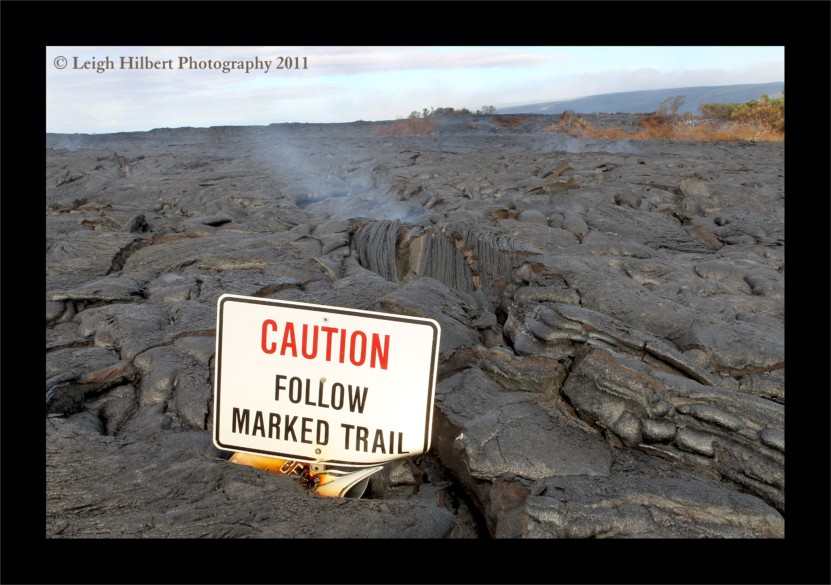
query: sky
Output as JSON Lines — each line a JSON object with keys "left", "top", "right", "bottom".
{"left": 45, "top": 46, "right": 784, "bottom": 134}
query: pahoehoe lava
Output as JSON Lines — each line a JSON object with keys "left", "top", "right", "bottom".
{"left": 46, "top": 114, "right": 784, "bottom": 539}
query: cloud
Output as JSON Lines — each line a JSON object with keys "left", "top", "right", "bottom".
{"left": 287, "top": 46, "right": 553, "bottom": 76}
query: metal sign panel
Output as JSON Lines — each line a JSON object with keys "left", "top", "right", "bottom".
{"left": 213, "top": 294, "right": 441, "bottom": 467}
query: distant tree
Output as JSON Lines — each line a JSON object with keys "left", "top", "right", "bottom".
{"left": 698, "top": 102, "right": 740, "bottom": 120}
{"left": 478, "top": 105, "right": 496, "bottom": 115}
{"left": 432, "top": 107, "right": 456, "bottom": 116}
{"left": 656, "top": 95, "right": 686, "bottom": 118}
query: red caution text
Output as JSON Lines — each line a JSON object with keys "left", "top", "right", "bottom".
{"left": 261, "top": 320, "right": 390, "bottom": 370}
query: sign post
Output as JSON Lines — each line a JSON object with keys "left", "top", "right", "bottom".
{"left": 213, "top": 294, "right": 441, "bottom": 469}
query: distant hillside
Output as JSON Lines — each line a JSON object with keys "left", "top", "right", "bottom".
{"left": 496, "top": 82, "right": 784, "bottom": 116}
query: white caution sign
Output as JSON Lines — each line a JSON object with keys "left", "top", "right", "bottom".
{"left": 213, "top": 294, "right": 441, "bottom": 467}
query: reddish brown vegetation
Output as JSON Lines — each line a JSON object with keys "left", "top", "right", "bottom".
{"left": 547, "top": 115, "right": 783, "bottom": 142}
{"left": 492, "top": 115, "right": 525, "bottom": 127}
{"left": 373, "top": 117, "right": 435, "bottom": 136}
{"left": 546, "top": 95, "right": 784, "bottom": 142}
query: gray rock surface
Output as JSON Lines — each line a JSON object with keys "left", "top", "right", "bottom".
{"left": 45, "top": 115, "right": 785, "bottom": 541}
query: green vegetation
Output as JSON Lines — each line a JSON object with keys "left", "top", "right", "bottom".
{"left": 700, "top": 93, "right": 784, "bottom": 133}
